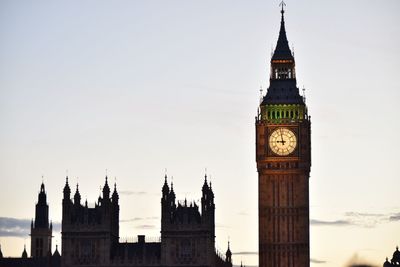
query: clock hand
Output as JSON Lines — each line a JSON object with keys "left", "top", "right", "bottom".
{"left": 276, "top": 139, "right": 286, "bottom": 145}
{"left": 278, "top": 129, "right": 286, "bottom": 145}
{"left": 280, "top": 129, "right": 284, "bottom": 142}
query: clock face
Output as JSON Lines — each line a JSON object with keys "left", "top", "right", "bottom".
{"left": 269, "top": 128, "right": 297, "bottom": 156}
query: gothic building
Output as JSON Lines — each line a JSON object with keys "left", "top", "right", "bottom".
{"left": 256, "top": 4, "right": 311, "bottom": 267}
{"left": 61, "top": 174, "right": 232, "bottom": 267}
{"left": 0, "top": 175, "right": 231, "bottom": 267}
{"left": 0, "top": 183, "right": 61, "bottom": 267}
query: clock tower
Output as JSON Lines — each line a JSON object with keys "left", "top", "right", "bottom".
{"left": 256, "top": 5, "right": 311, "bottom": 267}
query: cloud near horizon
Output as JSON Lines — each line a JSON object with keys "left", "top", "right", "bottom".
{"left": 134, "top": 224, "right": 156, "bottom": 229}
{"left": 389, "top": 212, "right": 400, "bottom": 221}
{"left": 311, "top": 210, "right": 400, "bottom": 228}
{"left": 311, "top": 258, "right": 327, "bottom": 264}
{"left": 119, "top": 190, "right": 148, "bottom": 196}
{"left": 0, "top": 217, "right": 61, "bottom": 237}
{"left": 232, "top": 251, "right": 258, "bottom": 255}
{"left": 120, "top": 216, "right": 159, "bottom": 223}
{"left": 310, "top": 219, "right": 353, "bottom": 226}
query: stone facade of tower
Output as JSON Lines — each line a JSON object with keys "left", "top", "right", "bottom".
{"left": 256, "top": 7, "right": 311, "bottom": 267}
{"left": 31, "top": 183, "right": 53, "bottom": 258}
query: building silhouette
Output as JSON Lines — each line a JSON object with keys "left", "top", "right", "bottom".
{"left": 31, "top": 183, "right": 53, "bottom": 258}
{"left": 0, "top": 176, "right": 232, "bottom": 267}
{"left": 383, "top": 246, "right": 400, "bottom": 266}
{"left": 256, "top": 4, "right": 311, "bottom": 267}
{"left": 0, "top": 183, "right": 61, "bottom": 267}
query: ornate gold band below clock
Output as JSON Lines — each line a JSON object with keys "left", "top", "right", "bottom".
{"left": 269, "top": 127, "right": 297, "bottom": 156}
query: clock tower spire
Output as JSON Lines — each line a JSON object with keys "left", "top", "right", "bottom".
{"left": 256, "top": 4, "right": 311, "bottom": 267}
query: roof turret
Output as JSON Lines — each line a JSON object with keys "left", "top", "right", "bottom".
{"left": 162, "top": 174, "right": 169, "bottom": 195}
{"left": 112, "top": 182, "right": 119, "bottom": 202}
{"left": 22, "top": 245, "right": 28, "bottom": 258}
{"left": 170, "top": 181, "right": 175, "bottom": 198}
{"left": 63, "top": 176, "right": 71, "bottom": 199}
{"left": 74, "top": 183, "right": 81, "bottom": 204}
{"left": 383, "top": 257, "right": 391, "bottom": 267}
{"left": 392, "top": 246, "right": 400, "bottom": 263}
{"left": 226, "top": 241, "right": 232, "bottom": 257}
{"left": 202, "top": 174, "right": 209, "bottom": 192}
{"left": 53, "top": 245, "right": 61, "bottom": 257}
{"left": 103, "top": 176, "right": 110, "bottom": 199}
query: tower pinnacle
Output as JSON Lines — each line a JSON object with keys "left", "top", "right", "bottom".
{"left": 280, "top": 1, "right": 286, "bottom": 14}
{"left": 272, "top": 2, "right": 293, "bottom": 61}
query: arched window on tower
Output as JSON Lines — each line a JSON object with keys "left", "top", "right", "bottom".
{"left": 288, "top": 69, "right": 292, "bottom": 79}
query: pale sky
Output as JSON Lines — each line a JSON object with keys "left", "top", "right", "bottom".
{"left": 0, "top": 1, "right": 399, "bottom": 267}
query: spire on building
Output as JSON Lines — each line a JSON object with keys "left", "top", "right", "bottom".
{"left": 63, "top": 176, "right": 71, "bottom": 200}
{"left": 169, "top": 179, "right": 175, "bottom": 204}
{"left": 103, "top": 176, "right": 110, "bottom": 199}
{"left": 383, "top": 257, "right": 391, "bottom": 267}
{"left": 38, "top": 182, "right": 47, "bottom": 205}
{"left": 272, "top": 1, "right": 293, "bottom": 61}
{"left": 53, "top": 244, "right": 61, "bottom": 257}
{"left": 112, "top": 181, "right": 119, "bottom": 202}
{"left": 74, "top": 183, "right": 81, "bottom": 205}
{"left": 202, "top": 173, "right": 209, "bottom": 192}
{"left": 170, "top": 180, "right": 174, "bottom": 193}
{"left": 162, "top": 174, "right": 169, "bottom": 195}
{"left": 34, "top": 182, "right": 49, "bottom": 229}
{"left": 22, "top": 244, "right": 28, "bottom": 258}
{"left": 98, "top": 186, "right": 102, "bottom": 205}
{"left": 261, "top": 3, "right": 304, "bottom": 105}
{"left": 226, "top": 240, "right": 232, "bottom": 263}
